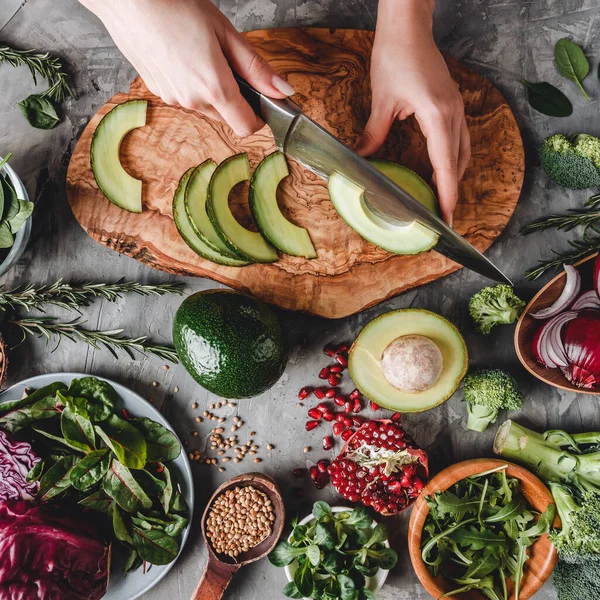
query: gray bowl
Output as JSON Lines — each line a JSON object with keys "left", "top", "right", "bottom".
{"left": 0, "top": 158, "right": 32, "bottom": 278}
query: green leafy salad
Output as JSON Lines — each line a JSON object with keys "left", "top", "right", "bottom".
{"left": 269, "top": 501, "right": 398, "bottom": 600}
{"left": 0, "top": 376, "right": 188, "bottom": 572}
{"left": 421, "top": 466, "right": 555, "bottom": 600}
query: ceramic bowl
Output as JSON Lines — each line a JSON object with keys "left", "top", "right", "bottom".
{"left": 284, "top": 506, "right": 390, "bottom": 598}
{"left": 0, "top": 158, "right": 32, "bottom": 277}
{"left": 408, "top": 459, "right": 557, "bottom": 600}
{"left": 514, "top": 252, "right": 598, "bottom": 395}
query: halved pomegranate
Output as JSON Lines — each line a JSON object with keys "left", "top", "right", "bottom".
{"left": 327, "top": 419, "right": 428, "bottom": 516}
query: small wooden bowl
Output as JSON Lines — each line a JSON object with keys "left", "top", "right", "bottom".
{"left": 408, "top": 459, "right": 557, "bottom": 600}
{"left": 514, "top": 252, "right": 599, "bottom": 395}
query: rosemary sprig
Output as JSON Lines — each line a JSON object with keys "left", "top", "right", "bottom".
{"left": 525, "top": 232, "right": 600, "bottom": 280}
{"left": 522, "top": 194, "right": 600, "bottom": 235}
{"left": 0, "top": 45, "right": 74, "bottom": 103}
{"left": 0, "top": 280, "right": 184, "bottom": 313}
{"left": 11, "top": 317, "right": 179, "bottom": 363}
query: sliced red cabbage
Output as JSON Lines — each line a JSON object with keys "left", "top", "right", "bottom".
{"left": 0, "top": 428, "right": 40, "bottom": 502}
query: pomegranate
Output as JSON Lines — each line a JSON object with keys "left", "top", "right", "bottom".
{"left": 328, "top": 419, "right": 428, "bottom": 516}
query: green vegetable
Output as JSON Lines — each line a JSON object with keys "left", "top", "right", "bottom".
{"left": 422, "top": 465, "right": 555, "bottom": 600}
{"left": 38, "top": 455, "right": 77, "bottom": 501}
{"left": 61, "top": 407, "right": 95, "bottom": 451}
{"left": 555, "top": 38, "right": 590, "bottom": 101}
{"left": 468, "top": 284, "right": 526, "bottom": 335}
{"left": 17, "top": 94, "right": 60, "bottom": 129}
{"left": 269, "top": 502, "right": 397, "bottom": 598}
{"left": 463, "top": 368, "right": 524, "bottom": 432}
{"left": 522, "top": 193, "right": 600, "bottom": 235}
{"left": 70, "top": 449, "right": 111, "bottom": 491}
{"left": 130, "top": 417, "right": 180, "bottom": 462}
{"left": 132, "top": 526, "right": 179, "bottom": 565}
{"left": 95, "top": 413, "right": 147, "bottom": 469}
{"left": 103, "top": 458, "right": 152, "bottom": 513}
{"left": 521, "top": 80, "right": 573, "bottom": 117}
{"left": 539, "top": 133, "right": 600, "bottom": 189}
{"left": 553, "top": 557, "right": 600, "bottom": 600}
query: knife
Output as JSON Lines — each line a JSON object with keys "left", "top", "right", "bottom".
{"left": 234, "top": 74, "right": 512, "bottom": 284}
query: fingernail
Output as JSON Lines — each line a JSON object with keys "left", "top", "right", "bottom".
{"left": 272, "top": 75, "right": 295, "bottom": 96}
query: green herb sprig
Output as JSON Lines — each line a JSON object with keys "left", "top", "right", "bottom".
{"left": 522, "top": 194, "right": 600, "bottom": 235}
{"left": 269, "top": 501, "right": 397, "bottom": 600}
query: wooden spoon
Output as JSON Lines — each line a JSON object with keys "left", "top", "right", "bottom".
{"left": 190, "top": 472, "right": 285, "bottom": 600}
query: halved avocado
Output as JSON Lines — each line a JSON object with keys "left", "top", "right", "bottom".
{"left": 349, "top": 309, "right": 468, "bottom": 412}
{"left": 249, "top": 152, "right": 317, "bottom": 258}
{"left": 91, "top": 100, "right": 147, "bottom": 213}
{"left": 207, "top": 153, "right": 278, "bottom": 263}
{"left": 173, "top": 168, "right": 249, "bottom": 267}
{"left": 184, "top": 160, "right": 241, "bottom": 258}
{"left": 328, "top": 159, "right": 439, "bottom": 254}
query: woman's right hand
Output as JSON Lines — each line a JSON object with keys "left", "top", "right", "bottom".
{"left": 80, "top": 0, "right": 295, "bottom": 137}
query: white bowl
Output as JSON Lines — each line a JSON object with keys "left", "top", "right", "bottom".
{"left": 283, "top": 506, "right": 391, "bottom": 599}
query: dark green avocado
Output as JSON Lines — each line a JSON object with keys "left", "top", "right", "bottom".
{"left": 173, "top": 290, "right": 288, "bottom": 398}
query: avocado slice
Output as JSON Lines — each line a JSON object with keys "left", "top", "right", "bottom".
{"left": 328, "top": 159, "right": 439, "bottom": 254}
{"left": 207, "top": 153, "right": 278, "bottom": 263}
{"left": 173, "top": 289, "right": 288, "bottom": 398}
{"left": 249, "top": 152, "right": 317, "bottom": 258}
{"left": 349, "top": 309, "right": 468, "bottom": 412}
{"left": 172, "top": 168, "right": 250, "bottom": 267}
{"left": 91, "top": 100, "right": 147, "bottom": 213}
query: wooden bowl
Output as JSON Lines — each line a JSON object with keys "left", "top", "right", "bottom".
{"left": 514, "top": 252, "right": 599, "bottom": 395}
{"left": 408, "top": 459, "right": 557, "bottom": 600}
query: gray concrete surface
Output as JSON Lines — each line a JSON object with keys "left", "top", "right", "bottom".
{"left": 2, "top": 0, "right": 599, "bottom": 598}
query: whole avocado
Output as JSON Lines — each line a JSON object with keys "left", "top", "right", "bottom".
{"left": 173, "top": 290, "right": 288, "bottom": 398}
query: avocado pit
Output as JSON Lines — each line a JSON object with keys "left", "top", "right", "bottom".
{"left": 380, "top": 334, "right": 443, "bottom": 393}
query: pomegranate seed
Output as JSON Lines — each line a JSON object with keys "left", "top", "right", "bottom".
{"left": 335, "top": 354, "right": 348, "bottom": 367}
{"left": 334, "top": 395, "right": 346, "bottom": 406}
{"left": 341, "top": 429, "right": 354, "bottom": 441}
{"left": 314, "top": 387, "right": 326, "bottom": 399}
{"left": 352, "top": 416, "right": 364, "bottom": 428}
{"left": 327, "top": 374, "right": 339, "bottom": 387}
{"left": 323, "top": 410, "right": 335, "bottom": 422}
{"left": 352, "top": 398, "right": 362, "bottom": 413}
{"left": 343, "top": 417, "right": 353, "bottom": 428}
{"left": 306, "top": 420, "right": 319, "bottom": 431}
{"left": 330, "top": 365, "right": 343, "bottom": 373}
{"left": 370, "top": 402, "right": 380, "bottom": 411}
{"left": 317, "top": 459, "right": 330, "bottom": 473}
{"left": 309, "top": 466, "right": 319, "bottom": 480}
{"left": 319, "top": 367, "right": 330, "bottom": 379}
{"left": 316, "top": 402, "right": 329, "bottom": 414}
{"left": 349, "top": 389, "right": 360, "bottom": 400}
{"left": 314, "top": 473, "right": 328, "bottom": 490}
{"left": 322, "top": 436, "right": 334, "bottom": 450}
{"left": 343, "top": 401, "right": 353, "bottom": 414}
{"left": 323, "top": 345, "right": 336, "bottom": 357}
{"left": 333, "top": 422, "right": 344, "bottom": 436}
{"left": 325, "top": 388, "right": 337, "bottom": 398}
{"left": 308, "top": 408, "right": 322, "bottom": 420}
{"left": 298, "top": 387, "right": 311, "bottom": 400}
{"left": 336, "top": 344, "right": 348, "bottom": 354}
{"left": 293, "top": 468, "right": 305, "bottom": 478}
{"left": 391, "top": 412, "right": 401, "bottom": 422}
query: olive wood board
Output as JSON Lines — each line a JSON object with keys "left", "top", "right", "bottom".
{"left": 66, "top": 28, "right": 524, "bottom": 319}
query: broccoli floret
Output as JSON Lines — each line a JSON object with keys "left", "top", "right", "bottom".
{"left": 468, "top": 284, "right": 526, "bottom": 335}
{"left": 549, "top": 484, "right": 600, "bottom": 562}
{"left": 463, "top": 368, "right": 524, "bottom": 432}
{"left": 540, "top": 133, "right": 600, "bottom": 189}
{"left": 553, "top": 559, "right": 600, "bottom": 600}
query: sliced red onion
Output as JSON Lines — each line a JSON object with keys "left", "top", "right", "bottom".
{"left": 572, "top": 290, "right": 600, "bottom": 311}
{"left": 563, "top": 310, "right": 600, "bottom": 388}
{"left": 530, "top": 264, "right": 581, "bottom": 319}
{"left": 532, "top": 311, "right": 578, "bottom": 369}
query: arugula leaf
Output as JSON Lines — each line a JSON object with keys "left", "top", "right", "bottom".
{"left": 95, "top": 413, "right": 147, "bottom": 469}
{"left": 103, "top": 459, "right": 152, "bottom": 512}
{"left": 450, "top": 526, "right": 507, "bottom": 551}
{"left": 18, "top": 94, "right": 60, "bottom": 129}
{"left": 70, "top": 448, "right": 110, "bottom": 491}
{"left": 130, "top": 416, "right": 180, "bottom": 461}
{"left": 555, "top": 38, "right": 590, "bottom": 100}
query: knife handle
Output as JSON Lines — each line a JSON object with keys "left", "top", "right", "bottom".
{"left": 233, "top": 73, "right": 263, "bottom": 116}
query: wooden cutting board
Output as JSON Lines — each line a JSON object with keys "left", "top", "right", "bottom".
{"left": 66, "top": 28, "right": 524, "bottom": 319}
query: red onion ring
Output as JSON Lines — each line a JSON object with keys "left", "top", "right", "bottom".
{"left": 531, "top": 264, "right": 581, "bottom": 319}
{"left": 571, "top": 290, "right": 600, "bottom": 311}
{"left": 533, "top": 311, "right": 578, "bottom": 369}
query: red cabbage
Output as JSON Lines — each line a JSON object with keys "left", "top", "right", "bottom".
{"left": 0, "top": 428, "right": 40, "bottom": 502}
{"left": 0, "top": 500, "right": 109, "bottom": 600}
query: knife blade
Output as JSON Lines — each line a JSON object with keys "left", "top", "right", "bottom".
{"left": 235, "top": 75, "right": 512, "bottom": 284}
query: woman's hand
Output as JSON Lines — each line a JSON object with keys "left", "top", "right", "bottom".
{"left": 79, "top": 0, "right": 294, "bottom": 137}
{"left": 357, "top": 0, "right": 470, "bottom": 226}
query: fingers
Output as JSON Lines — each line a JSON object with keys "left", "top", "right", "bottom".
{"left": 457, "top": 116, "right": 471, "bottom": 181}
{"left": 219, "top": 27, "right": 294, "bottom": 99}
{"left": 356, "top": 102, "right": 395, "bottom": 157}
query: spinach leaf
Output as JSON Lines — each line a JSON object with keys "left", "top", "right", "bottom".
{"left": 103, "top": 459, "right": 152, "bottom": 513}
{"left": 0, "top": 221, "right": 13, "bottom": 248}
{"left": 65, "top": 394, "right": 112, "bottom": 422}
{"left": 338, "top": 573, "right": 356, "bottom": 600}
{"left": 555, "top": 38, "right": 590, "bottom": 100}
{"left": 0, "top": 176, "right": 20, "bottom": 222}
{"left": 130, "top": 417, "right": 180, "bottom": 462}
{"left": 282, "top": 582, "right": 303, "bottom": 599}
{"left": 38, "top": 455, "right": 77, "bottom": 501}
{"left": 137, "top": 511, "right": 188, "bottom": 537}
{"left": 0, "top": 405, "right": 34, "bottom": 433}
{"left": 134, "top": 468, "right": 166, "bottom": 498}
{"left": 170, "top": 489, "right": 189, "bottom": 514}
{"left": 132, "top": 526, "right": 179, "bottom": 565}
{"left": 32, "top": 423, "right": 85, "bottom": 452}
{"left": 312, "top": 500, "right": 332, "bottom": 520}
{"left": 18, "top": 94, "right": 60, "bottom": 129}
{"left": 293, "top": 558, "right": 314, "bottom": 598}
{"left": 521, "top": 80, "right": 573, "bottom": 117}
{"left": 68, "top": 377, "right": 118, "bottom": 408}
{"left": 112, "top": 502, "right": 134, "bottom": 545}
{"left": 0, "top": 382, "right": 67, "bottom": 415}
{"left": 70, "top": 448, "right": 111, "bottom": 491}
{"left": 79, "top": 489, "right": 113, "bottom": 514}
{"left": 156, "top": 463, "right": 173, "bottom": 514}
{"left": 268, "top": 540, "right": 307, "bottom": 567}
{"left": 95, "top": 413, "right": 147, "bottom": 469}
{"left": 26, "top": 459, "right": 44, "bottom": 482}
{"left": 123, "top": 548, "right": 143, "bottom": 574}
{"left": 61, "top": 407, "right": 95, "bottom": 451}
{"left": 30, "top": 395, "right": 62, "bottom": 420}
{"left": 8, "top": 200, "right": 34, "bottom": 234}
